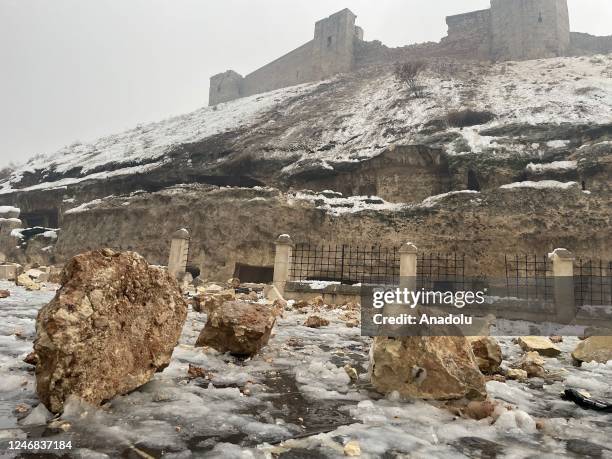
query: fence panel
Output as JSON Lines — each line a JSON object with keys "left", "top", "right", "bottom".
{"left": 574, "top": 259, "right": 612, "bottom": 306}
{"left": 504, "top": 254, "right": 553, "bottom": 301}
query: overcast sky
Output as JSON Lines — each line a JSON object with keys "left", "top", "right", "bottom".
{"left": 0, "top": 0, "right": 610, "bottom": 168}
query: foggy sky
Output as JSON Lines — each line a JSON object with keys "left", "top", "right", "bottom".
{"left": 0, "top": 0, "right": 610, "bottom": 168}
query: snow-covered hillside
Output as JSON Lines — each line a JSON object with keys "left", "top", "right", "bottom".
{"left": 1, "top": 54, "right": 611, "bottom": 195}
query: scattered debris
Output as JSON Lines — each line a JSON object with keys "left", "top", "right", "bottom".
{"left": 468, "top": 336, "right": 502, "bottom": 374}
{"left": 304, "top": 315, "right": 330, "bottom": 328}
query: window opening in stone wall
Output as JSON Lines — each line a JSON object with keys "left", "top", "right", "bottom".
{"left": 538, "top": 12, "right": 543, "bottom": 23}
{"left": 327, "top": 36, "right": 333, "bottom": 47}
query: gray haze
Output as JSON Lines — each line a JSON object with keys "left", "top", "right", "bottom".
{"left": 0, "top": 0, "right": 610, "bottom": 168}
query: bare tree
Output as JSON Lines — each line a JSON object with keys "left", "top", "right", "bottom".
{"left": 394, "top": 61, "right": 427, "bottom": 98}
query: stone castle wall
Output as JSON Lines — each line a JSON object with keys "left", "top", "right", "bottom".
{"left": 209, "top": 0, "right": 608, "bottom": 106}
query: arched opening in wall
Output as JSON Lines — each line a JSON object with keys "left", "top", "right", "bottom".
{"left": 233, "top": 263, "right": 274, "bottom": 284}
{"left": 467, "top": 169, "right": 481, "bottom": 191}
{"left": 186, "top": 265, "right": 201, "bottom": 279}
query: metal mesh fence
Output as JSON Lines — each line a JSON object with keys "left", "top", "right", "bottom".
{"left": 504, "top": 254, "right": 553, "bottom": 301}
{"left": 574, "top": 259, "right": 612, "bottom": 306}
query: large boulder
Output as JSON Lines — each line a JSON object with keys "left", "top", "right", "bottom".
{"left": 33, "top": 249, "right": 188, "bottom": 413}
{"left": 468, "top": 336, "right": 502, "bottom": 374}
{"left": 195, "top": 301, "right": 276, "bottom": 356}
{"left": 572, "top": 336, "right": 612, "bottom": 364}
{"left": 369, "top": 337, "right": 487, "bottom": 401}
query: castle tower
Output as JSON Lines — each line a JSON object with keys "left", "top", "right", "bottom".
{"left": 311, "top": 8, "right": 361, "bottom": 80}
{"left": 490, "top": 0, "right": 570, "bottom": 61}
{"left": 209, "top": 70, "right": 244, "bottom": 106}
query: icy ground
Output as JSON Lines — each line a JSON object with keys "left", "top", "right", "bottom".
{"left": 0, "top": 282, "right": 611, "bottom": 458}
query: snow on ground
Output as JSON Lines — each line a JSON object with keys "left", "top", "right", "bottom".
{"left": 420, "top": 190, "right": 480, "bottom": 208}
{"left": 526, "top": 161, "right": 578, "bottom": 173}
{"left": 0, "top": 282, "right": 611, "bottom": 457}
{"left": 290, "top": 191, "right": 408, "bottom": 216}
{"left": 500, "top": 180, "right": 578, "bottom": 190}
{"left": 2, "top": 55, "right": 610, "bottom": 195}
{"left": 0, "top": 83, "right": 320, "bottom": 195}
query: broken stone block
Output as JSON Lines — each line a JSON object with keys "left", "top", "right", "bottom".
{"left": 195, "top": 301, "right": 276, "bottom": 357}
{"left": 16, "top": 273, "right": 41, "bottom": 291}
{"left": 34, "top": 249, "right": 188, "bottom": 413}
{"left": 193, "top": 289, "right": 235, "bottom": 313}
{"left": 515, "top": 351, "right": 546, "bottom": 378}
{"left": 369, "top": 336, "right": 487, "bottom": 401}
{"left": 506, "top": 368, "right": 528, "bottom": 381}
{"left": 572, "top": 336, "right": 612, "bottom": 364}
{"left": 517, "top": 336, "right": 561, "bottom": 357}
{"left": 468, "top": 336, "right": 502, "bottom": 374}
{"left": 304, "top": 315, "right": 329, "bottom": 328}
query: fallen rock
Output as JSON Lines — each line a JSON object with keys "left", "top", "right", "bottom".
{"left": 344, "top": 440, "right": 361, "bottom": 457}
{"left": 16, "top": 273, "right": 41, "bottom": 291}
{"left": 23, "top": 351, "right": 38, "bottom": 366}
{"left": 572, "top": 336, "right": 612, "bottom": 364}
{"left": 304, "top": 315, "right": 329, "bottom": 328}
{"left": 312, "top": 296, "right": 325, "bottom": 308}
{"left": 227, "top": 277, "right": 241, "bottom": 288}
{"left": 195, "top": 301, "right": 276, "bottom": 356}
{"left": 293, "top": 300, "right": 309, "bottom": 310}
{"left": 516, "top": 351, "right": 546, "bottom": 378}
{"left": 369, "top": 337, "right": 487, "bottom": 401}
{"left": 187, "top": 364, "right": 213, "bottom": 380}
{"left": 462, "top": 400, "right": 497, "bottom": 420}
{"left": 193, "top": 289, "right": 235, "bottom": 313}
{"left": 506, "top": 368, "right": 528, "bottom": 381}
{"left": 468, "top": 336, "right": 502, "bottom": 374}
{"left": 34, "top": 249, "right": 188, "bottom": 413}
{"left": 549, "top": 335, "right": 563, "bottom": 343}
{"left": 0, "top": 289, "right": 10, "bottom": 299}
{"left": 517, "top": 336, "right": 561, "bottom": 357}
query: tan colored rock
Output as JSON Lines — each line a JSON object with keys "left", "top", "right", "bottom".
{"left": 572, "top": 336, "right": 612, "bottom": 364}
{"left": 369, "top": 336, "right": 487, "bottom": 401}
{"left": 23, "top": 351, "right": 38, "bottom": 366}
{"left": 227, "top": 277, "right": 240, "bottom": 288}
{"left": 304, "top": 315, "right": 329, "bottom": 328}
{"left": 193, "top": 289, "right": 235, "bottom": 313}
{"left": 467, "top": 336, "right": 502, "bottom": 374}
{"left": 312, "top": 296, "right": 325, "bottom": 308}
{"left": 549, "top": 335, "right": 563, "bottom": 343}
{"left": 195, "top": 300, "right": 276, "bottom": 356}
{"left": 516, "top": 351, "right": 546, "bottom": 378}
{"left": 33, "top": 249, "right": 188, "bottom": 413}
{"left": 16, "top": 273, "right": 41, "bottom": 291}
{"left": 506, "top": 368, "right": 528, "bottom": 381}
{"left": 0, "top": 289, "right": 10, "bottom": 299}
{"left": 344, "top": 440, "right": 361, "bottom": 457}
{"left": 293, "top": 300, "right": 309, "bottom": 309}
{"left": 517, "top": 336, "right": 561, "bottom": 357}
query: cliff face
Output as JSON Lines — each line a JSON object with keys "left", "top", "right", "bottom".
{"left": 1, "top": 55, "right": 611, "bottom": 275}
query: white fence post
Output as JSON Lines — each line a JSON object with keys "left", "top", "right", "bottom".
{"left": 168, "top": 229, "right": 190, "bottom": 280}
{"left": 548, "top": 248, "right": 575, "bottom": 324}
{"left": 399, "top": 242, "right": 418, "bottom": 291}
{"left": 273, "top": 234, "right": 293, "bottom": 295}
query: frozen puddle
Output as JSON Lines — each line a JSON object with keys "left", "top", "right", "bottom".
{"left": 0, "top": 282, "right": 611, "bottom": 458}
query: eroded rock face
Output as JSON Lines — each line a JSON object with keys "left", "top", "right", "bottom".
{"left": 34, "top": 249, "right": 188, "bottom": 413}
{"left": 468, "top": 336, "right": 502, "bottom": 374}
{"left": 369, "top": 336, "right": 486, "bottom": 401}
{"left": 572, "top": 336, "right": 612, "bottom": 364}
{"left": 195, "top": 301, "right": 276, "bottom": 356}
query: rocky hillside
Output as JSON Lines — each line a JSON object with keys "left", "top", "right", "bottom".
{"left": 0, "top": 55, "right": 610, "bottom": 273}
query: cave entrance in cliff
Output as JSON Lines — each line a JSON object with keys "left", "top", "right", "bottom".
{"left": 467, "top": 169, "right": 481, "bottom": 191}
{"left": 233, "top": 263, "right": 274, "bottom": 283}
{"left": 21, "top": 209, "right": 59, "bottom": 228}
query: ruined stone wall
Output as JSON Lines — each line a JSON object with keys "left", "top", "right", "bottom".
{"left": 490, "top": 0, "right": 570, "bottom": 61}
{"left": 210, "top": 9, "right": 361, "bottom": 105}
{"left": 441, "top": 9, "right": 492, "bottom": 60}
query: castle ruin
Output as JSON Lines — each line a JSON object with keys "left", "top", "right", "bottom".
{"left": 209, "top": 0, "right": 611, "bottom": 106}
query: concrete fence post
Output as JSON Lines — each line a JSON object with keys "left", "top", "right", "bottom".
{"left": 273, "top": 234, "right": 293, "bottom": 295}
{"left": 399, "top": 242, "right": 418, "bottom": 291}
{"left": 168, "top": 228, "right": 190, "bottom": 280}
{"left": 548, "top": 248, "right": 575, "bottom": 324}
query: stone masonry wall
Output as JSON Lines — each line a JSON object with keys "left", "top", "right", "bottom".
{"left": 441, "top": 9, "right": 492, "bottom": 60}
